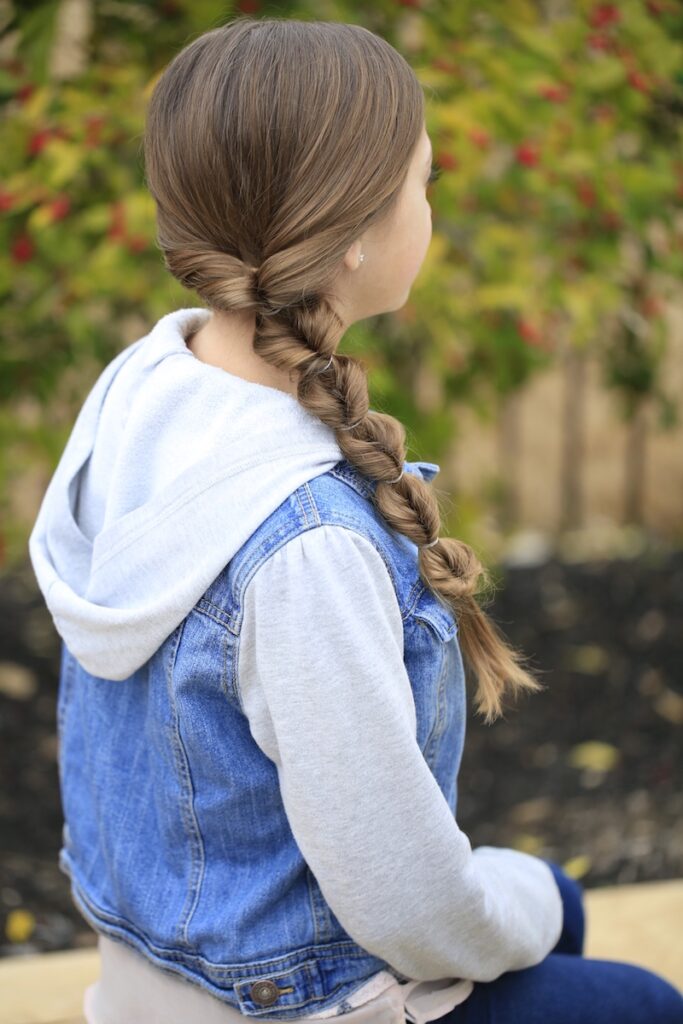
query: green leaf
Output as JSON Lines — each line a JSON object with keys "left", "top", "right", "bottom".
{"left": 15, "top": 1, "right": 61, "bottom": 87}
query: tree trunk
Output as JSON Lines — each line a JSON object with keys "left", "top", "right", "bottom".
{"left": 624, "top": 399, "right": 648, "bottom": 526}
{"left": 496, "top": 389, "right": 520, "bottom": 532}
{"left": 560, "top": 343, "right": 587, "bottom": 532}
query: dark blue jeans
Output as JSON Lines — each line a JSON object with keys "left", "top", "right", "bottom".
{"left": 437, "top": 860, "right": 683, "bottom": 1023}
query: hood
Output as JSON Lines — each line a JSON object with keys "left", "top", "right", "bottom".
{"left": 28, "top": 306, "right": 344, "bottom": 680}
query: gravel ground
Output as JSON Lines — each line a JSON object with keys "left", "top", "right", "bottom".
{"left": 0, "top": 546, "right": 681, "bottom": 958}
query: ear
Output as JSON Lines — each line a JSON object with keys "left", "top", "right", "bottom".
{"left": 342, "top": 238, "right": 364, "bottom": 273}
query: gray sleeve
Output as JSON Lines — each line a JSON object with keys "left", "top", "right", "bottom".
{"left": 237, "top": 524, "right": 563, "bottom": 982}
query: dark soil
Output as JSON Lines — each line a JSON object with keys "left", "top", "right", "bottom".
{"left": 1, "top": 548, "right": 681, "bottom": 958}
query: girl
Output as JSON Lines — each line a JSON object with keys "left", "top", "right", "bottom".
{"left": 28, "top": 16, "right": 682, "bottom": 1024}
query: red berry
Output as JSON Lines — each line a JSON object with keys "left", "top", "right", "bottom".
{"left": 432, "top": 58, "right": 459, "bottom": 74}
{"left": 11, "top": 233, "right": 34, "bottom": 262}
{"left": 515, "top": 142, "right": 539, "bottom": 168}
{"left": 107, "top": 201, "right": 126, "bottom": 240}
{"left": 435, "top": 150, "right": 458, "bottom": 171}
{"left": 468, "top": 127, "right": 491, "bottom": 149}
{"left": 85, "top": 115, "right": 105, "bottom": 148}
{"left": 587, "top": 33, "right": 611, "bottom": 50}
{"left": 627, "top": 70, "right": 650, "bottom": 93}
{"left": 126, "top": 234, "right": 148, "bottom": 253}
{"left": 538, "top": 83, "right": 570, "bottom": 102}
{"left": 576, "top": 179, "right": 597, "bottom": 207}
{"left": 27, "top": 129, "right": 53, "bottom": 156}
{"left": 16, "top": 82, "right": 35, "bottom": 103}
{"left": 0, "top": 191, "right": 14, "bottom": 212}
{"left": 588, "top": 4, "right": 621, "bottom": 28}
{"left": 517, "top": 319, "right": 543, "bottom": 346}
{"left": 50, "top": 195, "right": 71, "bottom": 221}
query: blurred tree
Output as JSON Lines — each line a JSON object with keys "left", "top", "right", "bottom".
{"left": 1, "top": 0, "right": 681, "bottom": 565}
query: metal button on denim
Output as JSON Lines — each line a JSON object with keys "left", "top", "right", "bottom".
{"left": 250, "top": 979, "right": 280, "bottom": 1005}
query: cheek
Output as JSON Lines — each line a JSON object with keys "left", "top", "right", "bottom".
{"left": 378, "top": 192, "right": 432, "bottom": 293}
{"left": 406, "top": 199, "right": 432, "bottom": 271}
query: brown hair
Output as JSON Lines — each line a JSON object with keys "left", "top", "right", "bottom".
{"left": 143, "top": 16, "right": 544, "bottom": 724}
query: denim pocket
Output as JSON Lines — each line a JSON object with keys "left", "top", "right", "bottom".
{"left": 412, "top": 584, "right": 458, "bottom": 642}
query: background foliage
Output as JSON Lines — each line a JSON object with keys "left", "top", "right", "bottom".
{"left": 1, "top": 0, "right": 682, "bottom": 568}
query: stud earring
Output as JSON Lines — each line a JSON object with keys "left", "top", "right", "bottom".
{"left": 359, "top": 253, "right": 365, "bottom": 263}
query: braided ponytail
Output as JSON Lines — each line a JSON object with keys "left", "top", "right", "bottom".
{"left": 143, "top": 16, "right": 545, "bottom": 724}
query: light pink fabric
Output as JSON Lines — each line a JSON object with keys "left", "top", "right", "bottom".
{"left": 83, "top": 934, "right": 474, "bottom": 1024}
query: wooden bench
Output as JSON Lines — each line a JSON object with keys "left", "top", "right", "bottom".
{"left": 1, "top": 879, "right": 681, "bottom": 1024}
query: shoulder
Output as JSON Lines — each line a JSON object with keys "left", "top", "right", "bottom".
{"left": 236, "top": 524, "right": 412, "bottom": 744}
{"left": 243, "top": 524, "right": 398, "bottom": 618}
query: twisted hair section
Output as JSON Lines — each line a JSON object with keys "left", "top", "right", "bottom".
{"left": 143, "top": 15, "right": 545, "bottom": 724}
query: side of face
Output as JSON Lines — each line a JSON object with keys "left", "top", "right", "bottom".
{"left": 342, "top": 126, "right": 434, "bottom": 322}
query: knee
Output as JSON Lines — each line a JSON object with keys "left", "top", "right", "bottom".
{"left": 613, "top": 961, "right": 683, "bottom": 1023}
{"left": 541, "top": 859, "right": 585, "bottom": 957}
{"left": 646, "top": 972, "right": 683, "bottom": 1022}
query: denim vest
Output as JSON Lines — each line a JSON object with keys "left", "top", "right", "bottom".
{"left": 57, "top": 457, "right": 468, "bottom": 1019}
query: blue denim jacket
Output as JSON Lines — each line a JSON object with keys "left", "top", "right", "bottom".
{"left": 57, "top": 457, "right": 467, "bottom": 1019}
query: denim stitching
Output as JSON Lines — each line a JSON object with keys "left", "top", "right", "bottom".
{"left": 166, "top": 622, "right": 207, "bottom": 947}
{"left": 424, "top": 643, "right": 449, "bottom": 764}
{"left": 57, "top": 642, "right": 76, "bottom": 735}
{"left": 62, "top": 869, "right": 381, "bottom": 976}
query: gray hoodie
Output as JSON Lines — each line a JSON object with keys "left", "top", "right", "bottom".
{"left": 28, "top": 306, "right": 344, "bottom": 680}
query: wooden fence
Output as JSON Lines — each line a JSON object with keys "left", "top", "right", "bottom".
{"left": 444, "top": 299, "right": 683, "bottom": 544}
